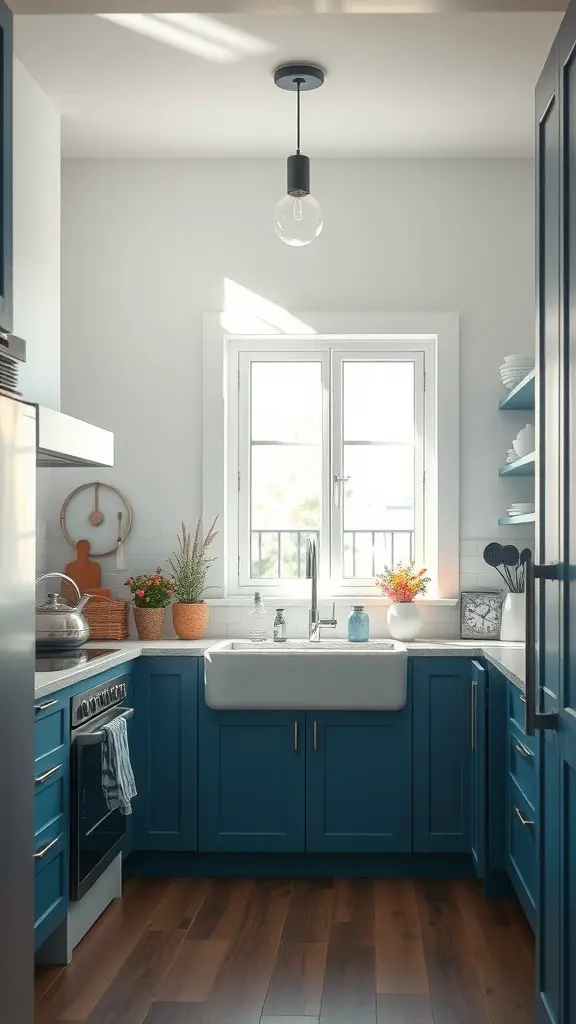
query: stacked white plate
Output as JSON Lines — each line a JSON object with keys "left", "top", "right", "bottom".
{"left": 505, "top": 448, "right": 519, "bottom": 464}
{"left": 506, "top": 502, "right": 535, "bottom": 517}
{"left": 499, "top": 354, "right": 534, "bottom": 390}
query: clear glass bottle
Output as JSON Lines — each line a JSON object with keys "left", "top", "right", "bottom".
{"left": 248, "top": 591, "right": 268, "bottom": 641}
{"left": 348, "top": 605, "right": 370, "bottom": 643}
{"left": 273, "top": 608, "right": 287, "bottom": 642}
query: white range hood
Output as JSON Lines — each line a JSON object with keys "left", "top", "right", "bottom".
{"left": 35, "top": 405, "right": 114, "bottom": 468}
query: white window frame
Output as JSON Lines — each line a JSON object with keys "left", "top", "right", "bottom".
{"left": 202, "top": 311, "right": 459, "bottom": 601}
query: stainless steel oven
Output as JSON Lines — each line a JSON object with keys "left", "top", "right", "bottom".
{"left": 70, "top": 676, "right": 133, "bottom": 902}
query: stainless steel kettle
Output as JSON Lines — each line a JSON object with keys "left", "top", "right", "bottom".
{"left": 36, "top": 573, "right": 93, "bottom": 649}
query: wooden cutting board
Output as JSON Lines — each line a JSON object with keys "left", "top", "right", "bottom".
{"left": 63, "top": 540, "right": 110, "bottom": 601}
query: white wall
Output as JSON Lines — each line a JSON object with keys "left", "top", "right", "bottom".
{"left": 13, "top": 59, "right": 61, "bottom": 410}
{"left": 46, "top": 157, "right": 535, "bottom": 636}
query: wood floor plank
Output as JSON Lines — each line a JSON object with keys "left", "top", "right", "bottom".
{"left": 142, "top": 1005, "right": 203, "bottom": 1024}
{"left": 187, "top": 879, "right": 254, "bottom": 941}
{"left": 35, "top": 965, "right": 65, "bottom": 1003}
{"left": 156, "top": 939, "right": 230, "bottom": 1002}
{"left": 282, "top": 880, "right": 334, "bottom": 943}
{"left": 261, "top": 1017, "right": 319, "bottom": 1024}
{"left": 374, "top": 880, "right": 429, "bottom": 995}
{"left": 455, "top": 880, "right": 534, "bottom": 1024}
{"left": 196, "top": 879, "right": 292, "bottom": 1024}
{"left": 85, "top": 930, "right": 184, "bottom": 1024}
{"left": 148, "top": 879, "right": 212, "bottom": 934}
{"left": 415, "top": 880, "right": 489, "bottom": 1024}
{"left": 262, "top": 941, "right": 327, "bottom": 1016}
{"left": 331, "top": 879, "right": 374, "bottom": 946}
{"left": 319, "top": 921, "right": 377, "bottom": 1024}
{"left": 36, "top": 878, "right": 172, "bottom": 1023}
{"left": 376, "top": 994, "right": 434, "bottom": 1023}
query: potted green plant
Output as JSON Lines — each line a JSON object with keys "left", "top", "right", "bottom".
{"left": 124, "top": 569, "right": 173, "bottom": 640}
{"left": 168, "top": 517, "right": 219, "bottom": 639}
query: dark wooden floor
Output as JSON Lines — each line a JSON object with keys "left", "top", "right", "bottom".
{"left": 35, "top": 877, "right": 535, "bottom": 1024}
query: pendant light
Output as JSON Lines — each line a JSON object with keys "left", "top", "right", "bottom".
{"left": 273, "top": 63, "right": 325, "bottom": 247}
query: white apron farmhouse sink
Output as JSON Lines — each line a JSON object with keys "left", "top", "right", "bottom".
{"left": 204, "top": 639, "right": 408, "bottom": 710}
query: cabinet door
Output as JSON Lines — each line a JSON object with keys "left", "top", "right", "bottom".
{"left": 198, "top": 706, "right": 305, "bottom": 852}
{"left": 305, "top": 710, "right": 412, "bottom": 853}
{"left": 131, "top": 657, "right": 198, "bottom": 851}
{"left": 0, "top": 0, "right": 12, "bottom": 332}
{"left": 470, "top": 661, "right": 486, "bottom": 878}
{"left": 413, "top": 659, "right": 472, "bottom": 853}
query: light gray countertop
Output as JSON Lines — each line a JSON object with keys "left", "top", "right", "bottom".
{"left": 34, "top": 638, "right": 526, "bottom": 700}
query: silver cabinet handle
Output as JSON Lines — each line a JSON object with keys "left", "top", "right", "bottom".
{"left": 515, "top": 741, "right": 533, "bottom": 759}
{"left": 313, "top": 720, "right": 318, "bottom": 751}
{"left": 515, "top": 806, "right": 534, "bottom": 827}
{"left": 35, "top": 763, "right": 62, "bottom": 785}
{"left": 525, "top": 555, "right": 559, "bottom": 734}
{"left": 471, "top": 679, "right": 477, "bottom": 749}
{"left": 293, "top": 720, "right": 298, "bottom": 752}
{"left": 34, "top": 834, "right": 62, "bottom": 860}
{"left": 519, "top": 694, "right": 526, "bottom": 704}
{"left": 34, "top": 699, "right": 57, "bottom": 713}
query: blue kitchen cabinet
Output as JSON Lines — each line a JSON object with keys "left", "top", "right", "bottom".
{"left": 131, "top": 657, "right": 199, "bottom": 851}
{"left": 0, "top": 0, "right": 12, "bottom": 331}
{"left": 198, "top": 704, "right": 305, "bottom": 852}
{"left": 470, "top": 660, "right": 487, "bottom": 877}
{"left": 413, "top": 658, "right": 472, "bottom": 853}
{"left": 305, "top": 710, "right": 412, "bottom": 852}
{"left": 34, "top": 692, "right": 70, "bottom": 952}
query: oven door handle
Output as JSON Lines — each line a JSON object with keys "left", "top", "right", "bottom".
{"left": 74, "top": 707, "right": 134, "bottom": 745}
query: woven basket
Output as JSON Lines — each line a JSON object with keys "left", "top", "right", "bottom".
{"left": 84, "top": 597, "right": 129, "bottom": 641}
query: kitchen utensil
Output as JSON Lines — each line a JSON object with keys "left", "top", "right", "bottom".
{"left": 502, "top": 544, "right": 521, "bottom": 592}
{"left": 116, "top": 511, "right": 125, "bottom": 570}
{"left": 64, "top": 539, "right": 102, "bottom": 600}
{"left": 482, "top": 542, "right": 511, "bottom": 589}
{"left": 35, "top": 572, "right": 95, "bottom": 649}
{"left": 88, "top": 482, "right": 104, "bottom": 527}
{"left": 60, "top": 481, "right": 133, "bottom": 557}
{"left": 519, "top": 548, "right": 532, "bottom": 591}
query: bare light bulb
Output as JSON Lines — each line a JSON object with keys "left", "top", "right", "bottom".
{"left": 274, "top": 193, "right": 323, "bottom": 247}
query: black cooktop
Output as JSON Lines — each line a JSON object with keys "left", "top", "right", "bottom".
{"left": 35, "top": 648, "right": 120, "bottom": 673}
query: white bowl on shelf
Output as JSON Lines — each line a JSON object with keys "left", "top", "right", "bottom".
{"left": 513, "top": 424, "right": 535, "bottom": 457}
{"left": 503, "top": 353, "right": 533, "bottom": 364}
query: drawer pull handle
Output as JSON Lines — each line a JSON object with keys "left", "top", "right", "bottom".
{"left": 519, "top": 694, "right": 527, "bottom": 704}
{"left": 313, "top": 720, "right": 318, "bottom": 752}
{"left": 293, "top": 720, "right": 298, "bottom": 752}
{"left": 515, "top": 741, "right": 533, "bottom": 759}
{"left": 515, "top": 806, "right": 534, "bottom": 827}
{"left": 35, "top": 763, "right": 62, "bottom": 785}
{"left": 34, "top": 699, "right": 57, "bottom": 713}
{"left": 34, "top": 834, "right": 62, "bottom": 860}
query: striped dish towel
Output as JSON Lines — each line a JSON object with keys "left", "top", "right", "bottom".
{"left": 101, "top": 715, "right": 137, "bottom": 816}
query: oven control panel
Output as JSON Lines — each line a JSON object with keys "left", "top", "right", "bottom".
{"left": 71, "top": 676, "right": 128, "bottom": 726}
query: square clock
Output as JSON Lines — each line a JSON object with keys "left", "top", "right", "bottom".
{"left": 460, "top": 591, "right": 503, "bottom": 640}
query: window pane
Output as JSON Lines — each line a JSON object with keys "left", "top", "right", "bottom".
{"left": 251, "top": 445, "right": 321, "bottom": 531}
{"left": 343, "top": 361, "right": 414, "bottom": 442}
{"left": 250, "top": 530, "right": 319, "bottom": 580}
{"left": 251, "top": 361, "right": 322, "bottom": 442}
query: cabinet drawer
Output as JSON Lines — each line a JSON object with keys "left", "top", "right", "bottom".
{"left": 508, "top": 683, "right": 530, "bottom": 736}
{"left": 34, "top": 697, "right": 67, "bottom": 766}
{"left": 34, "top": 831, "right": 68, "bottom": 952}
{"left": 507, "top": 776, "right": 537, "bottom": 930}
{"left": 508, "top": 721, "right": 537, "bottom": 810}
{"left": 34, "top": 761, "right": 67, "bottom": 843}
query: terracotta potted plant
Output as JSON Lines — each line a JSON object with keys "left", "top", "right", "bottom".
{"left": 168, "top": 517, "right": 219, "bottom": 640}
{"left": 376, "top": 562, "right": 431, "bottom": 641}
{"left": 125, "top": 569, "right": 173, "bottom": 640}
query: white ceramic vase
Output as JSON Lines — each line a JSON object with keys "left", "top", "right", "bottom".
{"left": 387, "top": 602, "right": 422, "bottom": 641}
{"left": 500, "top": 592, "right": 526, "bottom": 642}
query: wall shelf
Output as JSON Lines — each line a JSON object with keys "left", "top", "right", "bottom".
{"left": 498, "top": 513, "right": 536, "bottom": 526}
{"left": 499, "top": 369, "right": 535, "bottom": 411}
{"left": 499, "top": 451, "right": 535, "bottom": 477}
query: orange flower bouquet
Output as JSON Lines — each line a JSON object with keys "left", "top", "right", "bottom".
{"left": 376, "top": 563, "right": 431, "bottom": 603}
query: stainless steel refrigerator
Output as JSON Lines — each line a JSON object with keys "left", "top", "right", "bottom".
{"left": 0, "top": 395, "right": 36, "bottom": 1023}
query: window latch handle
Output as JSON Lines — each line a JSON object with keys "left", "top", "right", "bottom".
{"left": 333, "top": 474, "right": 351, "bottom": 508}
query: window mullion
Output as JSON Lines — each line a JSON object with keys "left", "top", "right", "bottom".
{"left": 330, "top": 352, "right": 344, "bottom": 582}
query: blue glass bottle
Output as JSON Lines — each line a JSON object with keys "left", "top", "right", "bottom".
{"left": 348, "top": 605, "right": 369, "bottom": 642}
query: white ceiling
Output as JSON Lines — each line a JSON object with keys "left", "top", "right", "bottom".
{"left": 15, "top": 12, "right": 561, "bottom": 158}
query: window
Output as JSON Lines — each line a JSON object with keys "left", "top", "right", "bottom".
{"left": 228, "top": 339, "right": 429, "bottom": 593}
